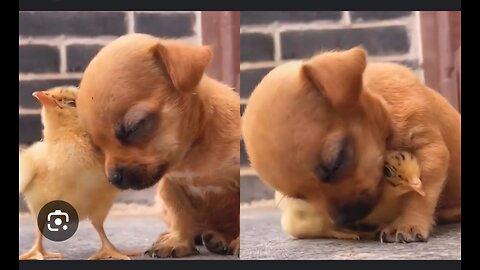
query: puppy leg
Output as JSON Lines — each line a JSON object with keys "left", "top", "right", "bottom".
{"left": 228, "top": 236, "right": 240, "bottom": 257}
{"left": 145, "top": 179, "right": 199, "bottom": 258}
{"left": 229, "top": 211, "right": 240, "bottom": 257}
{"left": 201, "top": 231, "right": 239, "bottom": 257}
{"left": 199, "top": 185, "right": 239, "bottom": 257}
{"left": 202, "top": 211, "right": 240, "bottom": 256}
{"left": 380, "top": 139, "right": 449, "bottom": 243}
{"left": 201, "top": 230, "right": 229, "bottom": 255}
{"left": 436, "top": 205, "right": 461, "bottom": 224}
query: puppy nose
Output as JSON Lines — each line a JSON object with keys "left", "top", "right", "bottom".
{"left": 108, "top": 167, "right": 124, "bottom": 186}
{"left": 334, "top": 202, "right": 373, "bottom": 226}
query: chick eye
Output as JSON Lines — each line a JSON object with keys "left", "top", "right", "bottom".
{"left": 383, "top": 164, "right": 396, "bottom": 178}
{"left": 66, "top": 100, "right": 76, "bottom": 107}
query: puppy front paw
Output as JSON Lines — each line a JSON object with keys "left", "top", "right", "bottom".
{"left": 201, "top": 231, "right": 233, "bottom": 256}
{"left": 379, "top": 216, "right": 432, "bottom": 243}
{"left": 145, "top": 232, "right": 198, "bottom": 258}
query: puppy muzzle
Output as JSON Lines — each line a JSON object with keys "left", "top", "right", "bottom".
{"left": 333, "top": 201, "right": 374, "bottom": 226}
{"left": 107, "top": 164, "right": 168, "bottom": 190}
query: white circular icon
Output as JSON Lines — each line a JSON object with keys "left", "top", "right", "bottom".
{"left": 55, "top": 218, "right": 62, "bottom": 226}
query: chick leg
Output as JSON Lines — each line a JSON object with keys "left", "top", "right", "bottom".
{"left": 88, "top": 221, "right": 132, "bottom": 260}
{"left": 19, "top": 229, "right": 63, "bottom": 260}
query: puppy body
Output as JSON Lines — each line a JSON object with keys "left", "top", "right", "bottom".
{"left": 77, "top": 34, "right": 239, "bottom": 257}
{"left": 363, "top": 63, "right": 461, "bottom": 224}
{"left": 361, "top": 62, "right": 460, "bottom": 241}
{"left": 153, "top": 76, "right": 240, "bottom": 256}
{"left": 242, "top": 48, "right": 460, "bottom": 243}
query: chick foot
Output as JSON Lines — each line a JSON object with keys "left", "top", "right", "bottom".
{"left": 19, "top": 248, "right": 63, "bottom": 260}
{"left": 89, "top": 222, "right": 131, "bottom": 260}
{"left": 88, "top": 245, "right": 131, "bottom": 260}
{"left": 19, "top": 230, "right": 63, "bottom": 260}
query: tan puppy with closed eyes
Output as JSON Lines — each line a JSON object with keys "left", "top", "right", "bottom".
{"left": 242, "top": 47, "right": 460, "bottom": 243}
{"left": 77, "top": 34, "right": 240, "bottom": 257}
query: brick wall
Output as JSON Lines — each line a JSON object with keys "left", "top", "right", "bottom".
{"left": 239, "top": 11, "right": 424, "bottom": 202}
{"left": 19, "top": 11, "right": 201, "bottom": 146}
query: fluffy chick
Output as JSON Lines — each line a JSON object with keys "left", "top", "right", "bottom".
{"left": 19, "top": 86, "right": 130, "bottom": 260}
{"left": 274, "top": 191, "right": 359, "bottom": 240}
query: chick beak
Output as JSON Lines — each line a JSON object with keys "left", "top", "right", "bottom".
{"left": 409, "top": 178, "right": 426, "bottom": 197}
{"left": 32, "top": 91, "right": 59, "bottom": 108}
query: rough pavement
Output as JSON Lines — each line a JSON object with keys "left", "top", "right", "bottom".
{"left": 19, "top": 208, "right": 462, "bottom": 260}
{"left": 19, "top": 214, "right": 237, "bottom": 260}
{"left": 240, "top": 208, "right": 461, "bottom": 260}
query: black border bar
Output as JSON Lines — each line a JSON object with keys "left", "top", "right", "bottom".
{"left": 19, "top": 260, "right": 461, "bottom": 270}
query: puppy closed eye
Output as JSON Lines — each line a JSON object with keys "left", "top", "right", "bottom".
{"left": 315, "top": 138, "right": 350, "bottom": 183}
{"left": 115, "top": 114, "right": 155, "bottom": 145}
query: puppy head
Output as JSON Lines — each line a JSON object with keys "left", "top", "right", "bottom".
{"left": 77, "top": 34, "right": 211, "bottom": 190}
{"left": 242, "top": 47, "right": 391, "bottom": 226}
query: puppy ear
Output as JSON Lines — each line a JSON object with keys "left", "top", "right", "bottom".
{"left": 302, "top": 47, "right": 367, "bottom": 110}
{"left": 150, "top": 41, "right": 212, "bottom": 93}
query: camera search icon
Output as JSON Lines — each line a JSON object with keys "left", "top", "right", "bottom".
{"left": 37, "top": 200, "right": 79, "bottom": 242}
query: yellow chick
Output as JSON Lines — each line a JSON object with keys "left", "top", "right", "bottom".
{"left": 383, "top": 150, "right": 425, "bottom": 196}
{"left": 274, "top": 191, "right": 359, "bottom": 240}
{"left": 19, "top": 86, "right": 130, "bottom": 260}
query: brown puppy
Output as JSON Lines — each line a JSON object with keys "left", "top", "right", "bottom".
{"left": 77, "top": 34, "right": 240, "bottom": 257}
{"left": 242, "top": 47, "right": 460, "bottom": 243}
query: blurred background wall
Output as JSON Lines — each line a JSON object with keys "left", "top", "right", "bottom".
{"left": 239, "top": 11, "right": 461, "bottom": 203}
{"left": 19, "top": 11, "right": 239, "bottom": 210}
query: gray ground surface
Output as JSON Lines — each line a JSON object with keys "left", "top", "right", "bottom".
{"left": 19, "top": 215, "right": 236, "bottom": 260}
{"left": 19, "top": 208, "right": 462, "bottom": 260}
{"left": 240, "top": 208, "right": 461, "bottom": 260}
